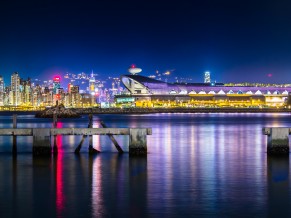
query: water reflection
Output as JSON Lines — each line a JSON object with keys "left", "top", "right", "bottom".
{"left": 33, "top": 156, "right": 55, "bottom": 217}
{"left": 53, "top": 121, "right": 65, "bottom": 217}
{"left": 267, "top": 156, "right": 290, "bottom": 217}
{"left": 146, "top": 114, "right": 268, "bottom": 216}
{"left": 12, "top": 155, "right": 18, "bottom": 217}
{"left": 129, "top": 157, "right": 147, "bottom": 217}
{"left": 55, "top": 152, "right": 64, "bottom": 216}
{"left": 0, "top": 113, "right": 291, "bottom": 217}
{"left": 90, "top": 155, "right": 104, "bottom": 216}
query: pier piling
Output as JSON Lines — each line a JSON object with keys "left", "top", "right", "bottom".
{"left": 12, "top": 114, "right": 17, "bottom": 155}
{"left": 88, "top": 114, "right": 93, "bottom": 151}
{"left": 53, "top": 112, "right": 58, "bottom": 153}
{"left": 33, "top": 129, "right": 51, "bottom": 155}
{"left": 263, "top": 127, "right": 290, "bottom": 155}
{"left": 129, "top": 128, "right": 147, "bottom": 155}
{"left": 88, "top": 114, "right": 99, "bottom": 154}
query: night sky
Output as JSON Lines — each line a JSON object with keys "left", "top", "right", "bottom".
{"left": 1, "top": 0, "right": 291, "bottom": 83}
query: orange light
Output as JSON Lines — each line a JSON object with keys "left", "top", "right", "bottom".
{"left": 55, "top": 94, "right": 61, "bottom": 100}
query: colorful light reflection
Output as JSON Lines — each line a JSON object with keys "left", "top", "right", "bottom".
{"left": 55, "top": 121, "right": 65, "bottom": 216}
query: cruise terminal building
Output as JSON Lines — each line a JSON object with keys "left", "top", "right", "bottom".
{"left": 116, "top": 74, "right": 291, "bottom": 108}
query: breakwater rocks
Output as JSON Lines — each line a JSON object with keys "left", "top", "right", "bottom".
{"left": 35, "top": 105, "right": 81, "bottom": 118}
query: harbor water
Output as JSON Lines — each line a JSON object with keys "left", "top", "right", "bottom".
{"left": 1, "top": 113, "right": 291, "bottom": 217}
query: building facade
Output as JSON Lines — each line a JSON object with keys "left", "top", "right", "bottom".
{"left": 204, "top": 71, "right": 210, "bottom": 83}
{"left": 117, "top": 74, "right": 291, "bottom": 108}
{"left": 11, "top": 72, "right": 20, "bottom": 106}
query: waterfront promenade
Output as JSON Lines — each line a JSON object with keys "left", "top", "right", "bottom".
{"left": 77, "top": 107, "right": 291, "bottom": 114}
{"left": 1, "top": 107, "right": 291, "bottom": 114}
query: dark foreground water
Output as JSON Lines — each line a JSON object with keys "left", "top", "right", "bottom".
{"left": 1, "top": 113, "right": 291, "bottom": 218}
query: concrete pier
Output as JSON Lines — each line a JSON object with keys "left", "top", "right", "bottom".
{"left": 0, "top": 127, "right": 152, "bottom": 156}
{"left": 12, "top": 114, "right": 17, "bottom": 155}
{"left": 87, "top": 114, "right": 98, "bottom": 154}
{"left": 263, "top": 128, "right": 290, "bottom": 155}
{"left": 32, "top": 129, "right": 51, "bottom": 155}
{"left": 129, "top": 128, "right": 151, "bottom": 155}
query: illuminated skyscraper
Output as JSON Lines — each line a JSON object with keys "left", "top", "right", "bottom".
{"left": 11, "top": 72, "right": 20, "bottom": 106}
{"left": 71, "top": 85, "right": 80, "bottom": 107}
{"left": 53, "top": 76, "right": 61, "bottom": 105}
{"left": 68, "top": 83, "right": 73, "bottom": 94}
{"left": 53, "top": 76, "right": 61, "bottom": 94}
{"left": 32, "top": 84, "right": 42, "bottom": 106}
{"left": 0, "top": 76, "right": 4, "bottom": 106}
{"left": 89, "top": 71, "right": 96, "bottom": 105}
{"left": 20, "top": 77, "right": 32, "bottom": 105}
{"left": 89, "top": 71, "right": 95, "bottom": 95}
{"left": 204, "top": 71, "right": 210, "bottom": 83}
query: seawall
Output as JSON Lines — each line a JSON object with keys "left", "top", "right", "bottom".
{"left": 1, "top": 107, "right": 291, "bottom": 115}
{"left": 76, "top": 107, "right": 291, "bottom": 114}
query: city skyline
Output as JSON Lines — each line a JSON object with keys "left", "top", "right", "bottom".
{"left": 0, "top": 69, "right": 290, "bottom": 109}
{"left": 0, "top": 70, "right": 124, "bottom": 108}
{"left": 1, "top": 0, "right": 291, "bottom": 83}
{"left": 1, "top": 68, "right": 291, "bottom": 91}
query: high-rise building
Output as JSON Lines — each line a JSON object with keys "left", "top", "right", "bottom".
{"left": 64, "top": 84, "right": 81, "bottom": 107}
{"left": 53, "top": 76, "right": 61, "bottom": 105}
{"left": 0, "top": 76, "right": 4, "bottom": 106}
{"left": 71, "top": 85, "right": 79, "bottom": 94}
{"left": 53, "top": 76, "right": 61, "bottom": 94}
{"left": 89, "top": 71, "right": 95, "bottom": 95}
{"left": 4, "top": 86, "right": 10, "bottom": 105}
{"left": 20, "top": 77, "right": 32, "bottom": 105}
{"left": 71, "top": 85, "right": 80, "bottom": 107}
{"left": 41, "top": 86, "right": 52, "bottom": 106}
{"left": 11, "top": 72, "right": 20, "bottom": 106}
{"left": 204, "top": 71, "right": 210, "bottom": 83}
{"left": 89, "top": 71, "right": 96, "bottom": 105}
{"left": 32, "top": 84, "right": 42, "bottom": 106}
{"left": 68, "top": 83, "right": 73, "bottom": 94}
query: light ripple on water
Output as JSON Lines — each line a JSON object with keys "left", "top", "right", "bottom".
{"left": 0, "top": 113, "right": 291, "bottom": 217}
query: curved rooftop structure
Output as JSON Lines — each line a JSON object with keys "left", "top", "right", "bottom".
{"left": 121, "top": 74, "right": 291, "bottom": 96}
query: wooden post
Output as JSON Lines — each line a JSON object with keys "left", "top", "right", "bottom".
{"left": 129, "top": 128, "right": 147, "bottom": 155}
{"left": 12, "top": 114, "right": 17, "bottom": 155}
{"left": 100, "top": 121, "right": 123, "bottom": 153}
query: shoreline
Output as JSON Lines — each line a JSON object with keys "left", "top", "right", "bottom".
{"left": 78, "top": 108, "right": 291, "bottom": 114}
{"left": 1, "top": 107, "right": 291, "bottom": 115}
